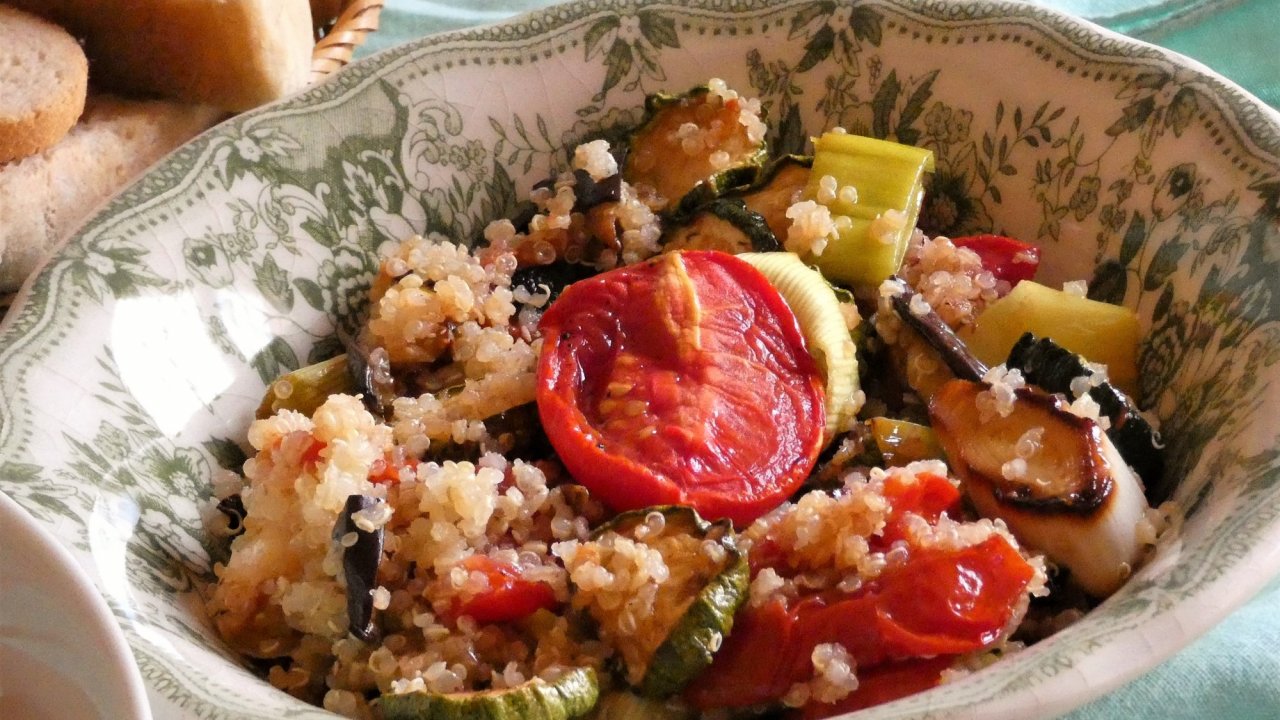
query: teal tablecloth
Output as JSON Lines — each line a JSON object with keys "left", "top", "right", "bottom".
{"left": 359, "top": 2, "right": 1280, "bottom": 717}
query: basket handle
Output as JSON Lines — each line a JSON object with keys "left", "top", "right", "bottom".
{"left": 310, "top": 0, "right": 385, "bottom": 83}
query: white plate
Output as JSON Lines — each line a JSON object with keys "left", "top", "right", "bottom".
{"left": 0, "top": 491, "right": 151, "bottom": 720}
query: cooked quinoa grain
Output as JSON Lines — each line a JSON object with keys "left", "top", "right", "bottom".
{"left": 206, "top": 78, "right": 1146, "bottom": 720}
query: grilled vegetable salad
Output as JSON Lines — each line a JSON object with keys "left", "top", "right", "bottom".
{"left": 206, "top": 80, "right": 1174, "bottom": 720}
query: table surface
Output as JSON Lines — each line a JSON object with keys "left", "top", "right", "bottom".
{"left": 362, "top": 2, "right": 1280, "bottom": 718}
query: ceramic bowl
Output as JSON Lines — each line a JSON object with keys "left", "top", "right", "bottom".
{"left": 2, "top": 1, "right": 1279, "bottom": 718}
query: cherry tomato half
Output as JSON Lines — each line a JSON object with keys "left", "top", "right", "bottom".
{"left": 685, "top": 535, "right": 1035, "bottom": 711}
{"left": 952, "top": 234, "right": 1041, "bottom": 286}
{"left": 536, "top": 251, "right": 826, "bottom": 526}
{"left": 450, "top": 555, "right": 559, "bottom": 625}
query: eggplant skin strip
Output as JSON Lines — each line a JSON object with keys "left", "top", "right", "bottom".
{"left": 888, "top": 281, "right": 988, "bottom": 381}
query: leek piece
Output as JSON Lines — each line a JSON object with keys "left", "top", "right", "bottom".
{"left": 958, "top": 281, "right": 1142, "bottom": 396}
{"left": 740, "top": 252, "right": 862, "bottom": 440}
{"left": 802, "top": 132, "right": 934, "bottom": 293}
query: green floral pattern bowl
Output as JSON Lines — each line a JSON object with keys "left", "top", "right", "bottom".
{"left": 2, "top": 1, "right": 1279, "bottom": 718}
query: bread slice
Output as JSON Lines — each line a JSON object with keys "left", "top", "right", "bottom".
{"left": 0, "top": 5, "right": 88, "bottom": 164}
{"left": 5, "top": 0, "right": 314, "bottom": 112}
{"left": 0, "top": 95, "right": 222, "bottom": 292}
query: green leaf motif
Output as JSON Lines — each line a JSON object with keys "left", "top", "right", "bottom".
{"left": 1119, "top": 210, "right": 1147, "bottom": 266}
{"left": 1106, "top": 96, "right": 1156, "bottom": 137}
{"left": 301, "top": 215, "right": 340, "bottom": 251}
{"left": 483, "top": 159, "right": 519, "bottom": 227}
{"left": 797, "top": 24, "right": 835, "bottom": 73}
{"left": 850, "top": 6, "right": 883, "bottom": 45}
{"left": 1, "top": 462, "right": 43, "bottom": 484}
{"left": 788, "top": 1, "right": 834, "bottom": 38}
{"left": 1089, "top": 259, "right": 1130, "bottom": 304}
{"left": 1132, "top": 70, "right": 1171, "bottom": 90}
{"left": 584, "top": 16, "right": 620, "bottom": 59}
{"left": 1166, "top": 87, "right": 1198, "bottom": 137}
{"left": 293, "top": 277, "right": 326, "bottom": 312}
{"left": 251, "top": 336, "right": 300, "bottom": 386}
{"left": 1152, "top": 283, "right": 1175, "bottom": 325}
{"left": 1144, "top": 237, "right": 1191, "bottom": 291}
{"left": 895, "top": 69, "right": 938, "bottom": 146}
{"left": 639, "top": 11, "right": 679, "bottom": 49}
{"left": 872, "top": 69, "right": 902, "bottom": 139}
{"left": 253, "top": 254, "right": 294, "bottom": 313}
{"left": 775, "top": 103, "right": 807, "bottom": 157}
{"left": 600, "top": 40, "right": 634, "bottom": 98}
{"left": 202, "top": 438, "right": 248, "bottom": 472}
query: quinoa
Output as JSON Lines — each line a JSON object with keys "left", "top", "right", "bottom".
{"left": 554, "top": 513, "right": 729, "bottom": 685}
{"left": 208, "top": 397, "right": 610, "bottom": 715}
{"left": 900, "top": 233, "right": 1004, "bottom": 329}
{"left": 784, "top": 200, "right": 840, "bottom": 256}
{"left": 205, "top": 77, "right": 1143, "bottom": 719}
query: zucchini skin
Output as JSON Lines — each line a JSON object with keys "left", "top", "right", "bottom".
{"left": 732, "top": 155, "right": 813, "bottom": 242}
{"left": 1006, "top": 333, "right": 1167, "bottom": 503}
{"left": 257, "top": 353, "right": 358, "bottom": 419}
{"left": 591, "top": 506, "right": 749, "bottom": 699}
{"left": 661, "top": 198, "right": 782, "bottom": 254}
{"left": 638, "top": 535, "right": 748, "bottom": 698}
{"left": 375, "top": 666, "right": 599, "bottom": 720}
{"left": 624, "top": 86, "right": 767, "bottom": 217}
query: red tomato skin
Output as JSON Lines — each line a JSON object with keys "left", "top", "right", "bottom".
{"left": 952, "top": 234, "right": 1041, "bottom": 285}
{"left": 874, "top": 471, "right": 961, "bottom": 549}
{"left": 685, "top": 535, "right": 1034, "bottom": 712}
{"left": 798, "top": 656, "right": 953, "bottom": 719}
{"left": 450, "top": 556, "right": 559, "bottom": 625}
{"left": 536, "top": 251, "right": 826, "bottom": 526}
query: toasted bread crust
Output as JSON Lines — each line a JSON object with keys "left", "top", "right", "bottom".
{"left": 0, "top": 5, "right": 88, "bottom": 164}
{"left": 0, "top": 94, "right": 222, "bottom": 292}
{"left": 5, "top": 0, "right": 313, "bottom": 112}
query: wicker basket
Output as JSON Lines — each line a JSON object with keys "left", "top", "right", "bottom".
{"left": 311, "top": 0, "right": 385, "bottom": 83}
{"left": 0, "top": 1, "right": 384, "bottom": 320}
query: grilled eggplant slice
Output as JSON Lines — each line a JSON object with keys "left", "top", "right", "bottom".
{"left": 928, "top": 379, "right": 1152, "bottom": 597}
{"left": 1007, "top": 333, "right": 1167, "bottom": 503}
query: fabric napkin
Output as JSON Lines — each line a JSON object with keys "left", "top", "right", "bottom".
{"left": 360, "top": 1, "right": 1280, "bottom": 717}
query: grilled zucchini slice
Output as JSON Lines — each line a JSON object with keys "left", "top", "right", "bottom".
{"left": 733, "top": 154, "right": 813, "bottom": 241}
{"left": 257, "top": 354, "right": 357, "bottom": 419}
{"left": 376, "top": 667, "right": 600, "bottom": 720}
{"left": 623, "top": 84, "right": 767, "bottom": 215}
{"left": 568, "top": 506, "right": 748, "bottom": 698}
{"left": 662, "top": 198, "right": 781, "bottom": 254}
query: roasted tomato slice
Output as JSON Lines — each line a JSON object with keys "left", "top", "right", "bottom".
{"left": 536, "top": 250, "right": 826, "bottom": 525}
{"left": 952, "top": 234, "right": 1041, "bottom": 285}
